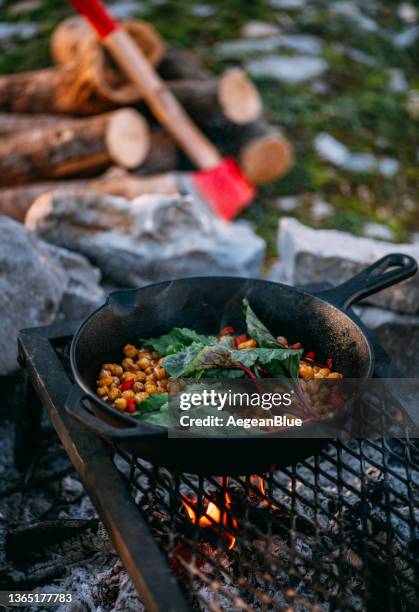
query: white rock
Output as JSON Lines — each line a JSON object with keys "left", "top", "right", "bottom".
{"left": 314, "top": 133, "right": 399, "bottom": 176}
{"left": 0, "top": 22, "right": 38, "bottom": 42}
{"left": 241, "top": 21, "right": 281, "bottom": 38}
{"left": 363, "top": 222, "right": 395, "bottom": 241}
{"left": 0, "top": 217, "right": 67, "bottom": 376}
{"left": 216, "top": 34, "right": 321, "bottom": 57}
{"left": 275, "top": 195, "right": 302, "bottom": 212}
{"left": 246, "top": 55, "right": 327, "bottom": 83}
{"left": 26, "top": 191, "right": 265, "bottom": 287}
{"left": 273, "top": 217, "right": 419, "bottom": 314}
{"left": 388, "top": 68, "right": 408, "bottom": 92}
{"left": 314, "top": 133, "right": 348, "bottom": 166}
{"left": 310, "top": 197, "right": 333, "bottom": 221}
{"left": 330, "top": 1, "right": 378, "bottom": 32}
{"left": 190, "top": 4, "right": 215, "bottom": 17}
{"left": 397, "top": 3, "right": 418, "bottom": 23}
{"left": 394, "top": 25, "right": 419, "bottom": 48}
{"left": 269, "top": 0, "right": 303, "bottom": 9}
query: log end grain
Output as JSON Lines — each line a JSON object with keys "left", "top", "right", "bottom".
{"left": 105, "top": 108, "right": 150, "bottom": 169}
{"left": 51, "top": 15, "right": 92, "bottom": 65}
{"left": 240, "top": 134, "right": 294, "bottom": 185}
{"left": 218, "top": 68, "right": 262, "bottom": 124}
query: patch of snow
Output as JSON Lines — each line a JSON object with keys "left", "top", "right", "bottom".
{"left": 246, "top": 55, "right": 327, "bottom": 83}
{"left": 314, "top": 133, "right": 348, "bottom": 166}
{"left": 108, "top": 1, "right": 146, "bottom": 18}
{"left": 378, "top": 158, "right": 400, "bottom": 177}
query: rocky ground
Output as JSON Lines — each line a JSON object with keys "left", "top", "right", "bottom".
{"left": 0, "top": 0, "right": 418, "bottom": 258}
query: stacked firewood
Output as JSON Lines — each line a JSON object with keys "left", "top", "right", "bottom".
{"left": 0, "top": 16, "right": 293, "bottom": 221}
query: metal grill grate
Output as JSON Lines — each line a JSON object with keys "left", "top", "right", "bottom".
{"left": 17, "top": 323, "right": 419, "bottom": 611}
{"left": 113, "top": 435, "right": 419, "bottom": 611}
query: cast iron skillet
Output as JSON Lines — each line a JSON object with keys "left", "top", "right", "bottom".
{"left": 66, "top": 253, "right": 417, "bottom": 475}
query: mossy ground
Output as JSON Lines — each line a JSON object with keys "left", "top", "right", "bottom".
{"left": 0, "top": 0, "right": 418, "bottom": 258}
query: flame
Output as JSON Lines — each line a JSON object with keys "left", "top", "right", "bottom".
{"left": 181, "top": 489, "right": 238, "bottom": 550}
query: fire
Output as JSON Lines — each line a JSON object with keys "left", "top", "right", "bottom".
{"left": 181, "top": 489, "right": 238, "bottom": 550}
{"left": 181, "top": 476, "right": 276, "bottom": 550}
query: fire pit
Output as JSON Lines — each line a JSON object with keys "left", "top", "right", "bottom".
{"left": 17, "top": 320, "right": 419, "bottom": 611}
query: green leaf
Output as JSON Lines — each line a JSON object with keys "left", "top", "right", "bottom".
{"left": 141, "top": 328, "right": 215, "bottom": 356}
{"left": 243, "top": 298, "right": 279, "bottom": 348}
{"left": 132, "top": 393, "right": 169, "bottom": 426}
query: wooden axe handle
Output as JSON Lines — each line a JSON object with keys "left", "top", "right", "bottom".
{"left": 69, "top": 0, "right": 221, "bottom": 169}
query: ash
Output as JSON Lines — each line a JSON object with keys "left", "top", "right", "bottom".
{"left": 0, "top": 420, "right": 143, "bottom": 612}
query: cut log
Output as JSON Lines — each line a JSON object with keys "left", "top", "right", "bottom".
{"left": 0, "top": 64, "right": 113, "bottom": 115}
{"left": 236, "top": 121, "right": 294, "bottom": 185}
{"left": 135, "top": 129, "right": 179, "bottom": 175}
{"left": 167, "top": 68, "right": 262, "bottom": 127}
{"left": 0, "top": 169, "right": 179, "bottom": 222}
{"left": 0, "top": 108, "right": 150, "bottom": 185}
{"left": 51, "top": 17, "right": 164, "bottom": 105}
{"left": 158, "top": 45, "right": 212, "bottom": 81}
{"left": 0, "top": 112, "right": 76, "bottom": 136}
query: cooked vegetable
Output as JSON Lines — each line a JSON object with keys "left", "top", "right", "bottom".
{"left": 96, "top": 299, "right": 342, "bottom": 424}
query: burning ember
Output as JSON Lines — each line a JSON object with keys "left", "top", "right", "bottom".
{"left": 181, "top": 476, "right": 271, "bottom": 550}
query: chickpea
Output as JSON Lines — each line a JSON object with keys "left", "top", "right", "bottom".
{"left": 103, "top": 363, "right": 115, "bottom": 373}
{"left": 145, "top": 383, "right": 158, "bottom": 395}
{"left": 138, "top": 357, "right": 151, "bottom": 370}
{"left": 97, "top": 376, "right": 113, "bottom": 387}
{"left": 113, "top": 365, "right": 123, "bottom": 377}
{"left": 299, "top": 363, "right": 314, "bottom": 378}
{"left": 122, "top": 390, "right": 135, "bottom": 399}
{"left": 315, "top": 368, "right": 330, "bottom": 379}
{"left": 114, "top": 398, "right": 127, "bottom": 411}
{"left": 133, "top": 381, "right": 144, "bottom": 393}
{"left": 108, "top": 387, "right": 121, "bottom": 401}
{"left": 328, "top": 372, "right": 343, "bottom": 379}
{"left": 112, "top": 376, "right": 120, "bottom": 385}
{"left": 135, "top": 371, "right": 147, "bottom": 382}
{"left": 157, "top": 379, "right": 168, "bottom": 389}
{"left": 276, "top": 336, "right": 288, "bottom": 347}
{"left": 123, "top": 344, "right": 138, "bottom": 358}
{"left": 154, "top": 367, "right": 167, "bottom": 380}
{"left": 97, "top": 385, "right": 109, "bottom": 397}
{"left": 99, "top": 368, "right": 112, "bottom": 378}
{"left": 146, "top": 373, "right": 156, "bottom": 382}
{"left": 135, "top": 392, "right": 150, "bottom": 403}
{"left": 122, "top": 358, "right": 137, "bottom": 371}
{"left": 145, "top": 366, "right": 154, "bottom": 375}
{"left": 122, "top": 371, "right": 136, "bottom": 382}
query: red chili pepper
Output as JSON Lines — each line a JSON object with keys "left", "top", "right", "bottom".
{"left": 120, "top": 379, "right": 134, "bottom": 391}
{"left": 221, "top": 325, "right": 234, "bottom": 335}
{"left": 291, "top": 342, "right": 302, "bottom": 350}
{"left": 234, "top": 334, "right": 248, "bottom": 347}
{"left": 326, "top": 357, "right": 333, "bottom": 370}
{"left": 127, "top": 399, "right": 137, "bottom": 413}
{"left": 306, "top": 351, "right": 316, "bottom": 360}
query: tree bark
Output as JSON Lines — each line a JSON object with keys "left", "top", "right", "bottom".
{"left": 167, "top": 68, "right": 262, "bottom": 127}
{"left": 0, "top": 169, "right": 179, "bottom": 222}
{"left": 0, "top": 112, "right": 76, "bottom": 136}
{"left": 0, "top": 64, "right": 113, "bottom": 115}
{"left": 0, "top": 109, "right": 150, "bottom": 186}
{"left": 225, "top": 120, "right": 294, "bottom": 185}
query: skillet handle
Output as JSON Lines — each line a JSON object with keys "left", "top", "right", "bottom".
{"left": 315, "top": 253, "right": 417, "bottom": 311}
{"left": 65, "top": 384, "right": 162, "bottom": 440}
